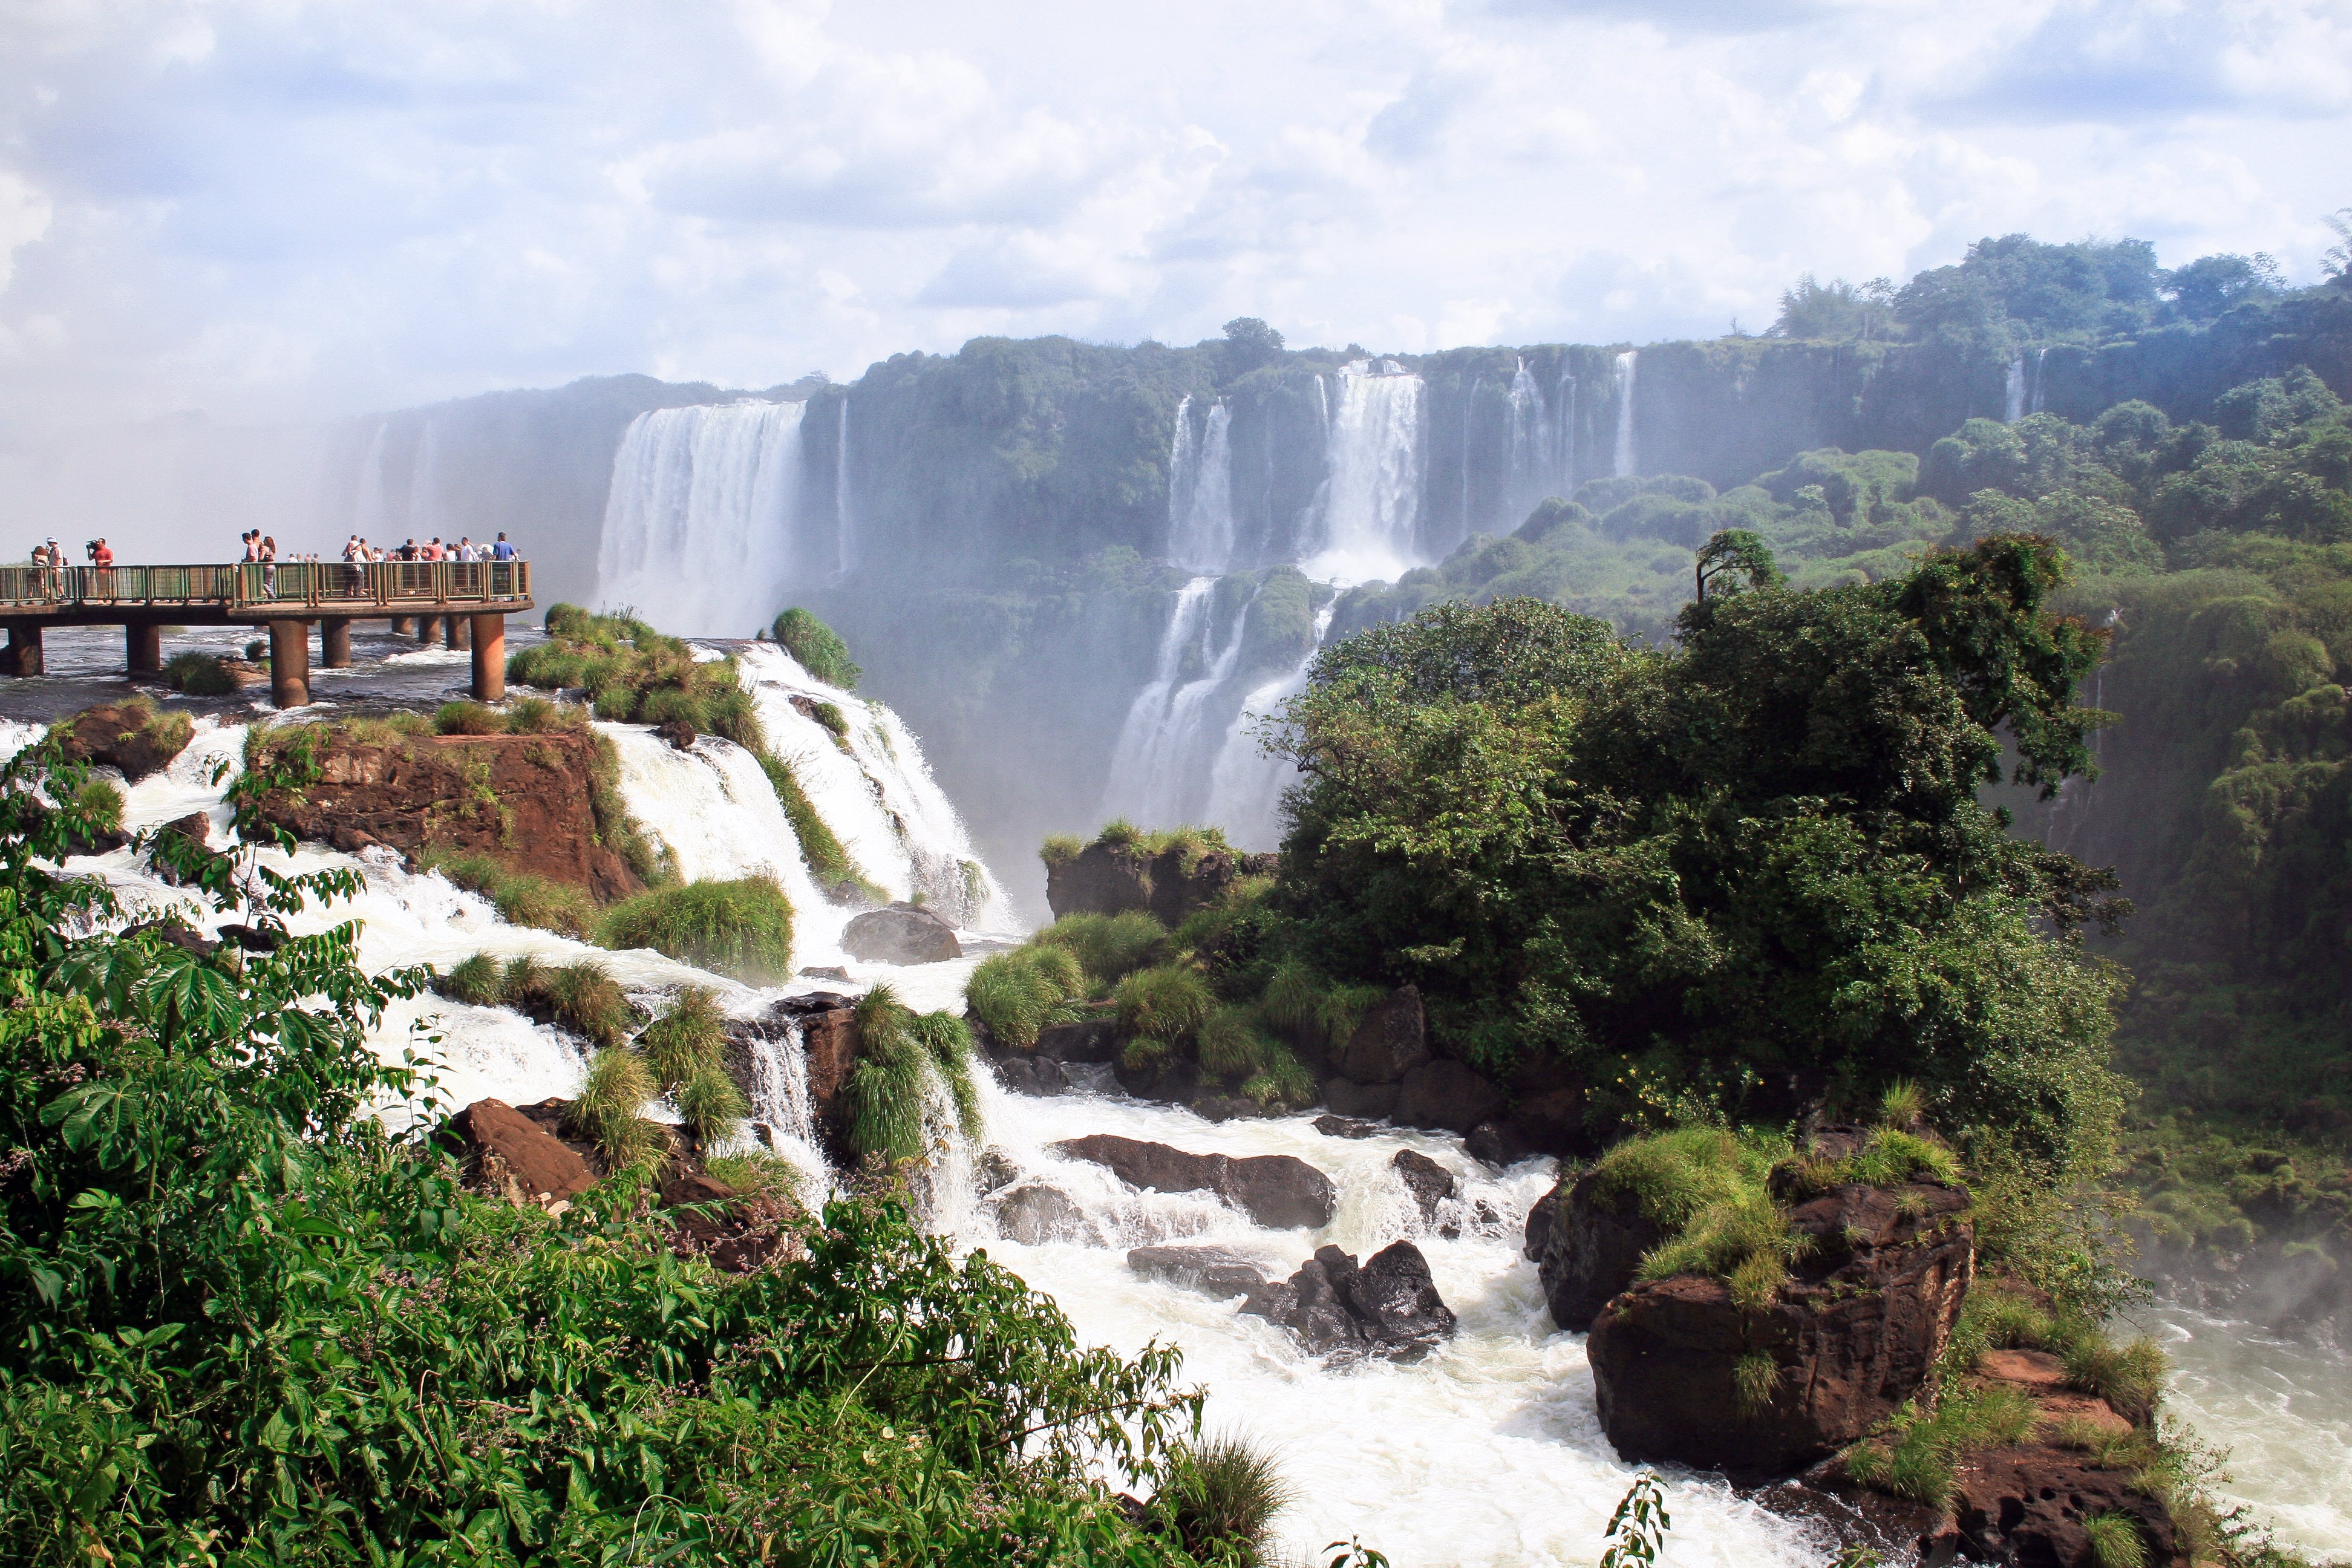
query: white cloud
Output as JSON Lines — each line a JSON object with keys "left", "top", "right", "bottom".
{"left": 0, "top": 0, "right": 2342, "bottom": 430}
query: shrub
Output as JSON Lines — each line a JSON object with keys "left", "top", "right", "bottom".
{"left": 1197, "top": 1004, "right": 1271, "bottom": 1082}
{"left": 842, "top": 985, "right": 929, "bottom": 1163}
{"left": 675, "top": 1062, "right": 750, "bottom": 1145}
{"left": 599, "top": 875, "right": 795, "bottom": 982}
{"left": 1097, "top": 817, "right": 1142, "bottom": 851}
{"left": 965, "top": 949, "right": 1082, "bottom": 1051}
{"left": 434, "top": 701, "right": 506, "bottom": 736}
{"left": 163, "top": 651, "right": 235, "bottom": 695}
{"left": 566, "top": 1046, "right": 664, "bottom": 1171}
{"left": 72, "top": 779, "right": 123, "bottom": 836}
{"left": 1240, "top": 1040, "right": 1316, "bottom": 1109}
{"left": 1037, "top": 910, "right": 1168, "bottom": 987}
{"left": 504, "top": 695, "right": 583, "bottom": 733}
{"left": 1156, "top": 1432, "right": 1293, "bottom": 1564}
{"left": 638, "top": 685, "right": 707, "bottom": 729}
{"left": 2082, "top": 1512, "right": 2148, "bottom": 1568}
{"left": 435, "top": 952, "right": 503, "bottom": 1007}
{"left": 243, "top": 638, "right": 266, "bottom": 662}
{"left": 641, "top": 986, "right": 728, "bottom": 1088}
{"left": 1115, "top": 965, "right": 1214, "bottom": 1044}
{"left": 1841, "top": 1383, "right": 2040, "bottom": 1508}
{"left": 1040, "top": 833, "right": 1085, "bottom": 868}
{"left": 1881, "top": 1079, "right": 1927, "bottom": 1126}
{"left": 771, "top": 607, "right": 860, "bottom": 688}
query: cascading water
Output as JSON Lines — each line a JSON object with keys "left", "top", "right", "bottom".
{"left": 408, "top": 421, "right": 442, "bottom": 538}
{"left": 1201, "top": 601, "right": 1334, "bottom": 849}
{"left": 1611, "top": 351, "right": 1638, "bottom": 478}
{"left": 595, "top": 401, "right": 808, "bottom": 637}
{"left": 353, "top": 422, "right": 393, "bottom": 537}
{"left": 1307, "top": 361, "right": 1426, "bottom": 583}
{"left": 2031, "top": 345, "right": 2050, "bottom": 415}
{"left": 834, "top": 398, "right": 856, "bottom": 579}
{"left": 1167, "top": 398, "right": 1236, "bottom": 573}
{"left": 2005, "top": 352, "right": 2028, "bottom": 423}
{"left": 1099, "top": 581, "right": 1248, "bottom": 826}
{"left": 1556, "top": 368, "right": 1578, "bottom": 495}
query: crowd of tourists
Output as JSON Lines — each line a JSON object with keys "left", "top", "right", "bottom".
{"left": 336, "top": 532, "right": 515, "bottom": 564}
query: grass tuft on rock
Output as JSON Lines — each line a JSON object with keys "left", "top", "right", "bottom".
{"left": 434, "top": 701, "right": 507, "bottom": 736}
{"left": 639, "top": 986, "right": 727, "bottom": 1088}
{"left": 1840, "top": 1383, "right": 2040, "bottom": 1509}
{"left": 566, "top": 1046, "right": 665, "bottom": 1172}
{"left": 435, "top": 952, "right": 504, "bottom": 1007}
{"left": 964, "top": 949, "right": 1083, "bottom": 1051}
{"left": 1039, "top": 832, "right": 1084, "bottom": 868}
{"left": 842, "top": 985, "right": 929, "bottom": 1163}
{"left": 423, "top": 851, "right": 599, "bottom": 940}
{"left": 675, "top": 1063, "right": 750, "bottom": 1145}
{"left": 1114, "top": 964, "right": 1213, "bottom": 1045}
{"left": 770, "top": 607, "right": 860, "bottom": 688}
{"left": 2082, "top": 1512, "right": 2149, "bottom": 1568}
{"left": 598, "top": 875, "right": 794, "bottom": 983}
{"left": 1036, "top": 910, "right": 1168, "bottom": 988}
{"left": 163, "top": 651, "right": 236, "bottom": 696}
{"left": 1156, "top": 1432, "right": 1294, "bottom": 1565}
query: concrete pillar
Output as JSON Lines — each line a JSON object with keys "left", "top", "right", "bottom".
{"left": 126, "top": 622, "right": 162, "bottom": 676}
{"left": 471, "top": 613, "right": 505, "bottom": 702}
{"left": 269, "top": 619, "right": 310, "bottom": 709}
{"left": 443, "top": 613, "right": 471, "bottom": 651}
{"left": 1, "top": 622, "right": 42, "bottom": 678}
{"left": 321, "top": 618, "right": 352, "bottom": 668}
{"left": 390, "top": 615, "right": 414, "bottom": 637}
{"left": 416, "top": 613, "right": 441, "bottom": 644}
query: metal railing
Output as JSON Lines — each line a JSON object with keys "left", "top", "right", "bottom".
{"left": 0, "top": 560, "right": 531, "bottom": 612}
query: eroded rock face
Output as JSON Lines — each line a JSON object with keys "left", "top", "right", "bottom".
{"left": 1128, "top": 1245, "right": 1269, "bottom": 1298}
{"left": 256, "top": 730, "right": 642, "bottom": 901}
{"left": 452, "top": 1097, "right": 596, "bottom": 1206}
{"left": 1536, "top": 1169, "right": 1666, "bottom": 1332}
{"left": 53, "top": 702, "right": 193, "bottom": 782}
{"left": 1951, "top": 1445, "right": 2182, "bottom": 1568}
{"left": 1339, "top": 987, "right": 1430, "bottom": 1083}
{"left": 990, "top": 1181, "right": 1094, "bottom": 1244}
{"left": 1587, "top": 1180, "right": 1974, "bottom": 1473}
{"left": 843, "top": 902, "right": 962, "bottom": 964}
{"left": 726, "top": 993, "right": 860, "bottom": 1156}
{"left": 1053, "top": 1134, "right": 1335, "bottom": 1229}
{"left": 1241, "top": 1241, "right": 1457, "bottom": 1362}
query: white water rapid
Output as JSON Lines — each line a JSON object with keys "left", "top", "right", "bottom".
{"left": 595, "top": 400, "right": 809, "bottom": 637}
{"left": 1307, "top": 361, "right": 1426, "bottom": 582}
{"left": 1169, "top": 397, "right": 1238, "bottom": 573}
{"left": 1611, "top": 351, "right": 1638, "bottom": 479}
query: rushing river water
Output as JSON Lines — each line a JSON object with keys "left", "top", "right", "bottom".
{"left": 4, "top": 627, "right": 2348, "bottom": 1565}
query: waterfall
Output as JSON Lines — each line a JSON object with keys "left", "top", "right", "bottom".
{"left": 1099, "top": 581, "right": 1247, "bottom": 826}
{"left": 1611, "top": 351, "right": 1638, "bottom": 479}
{"left": 1460, "top": 375, "right": 1481, "bottom": 540}
{"left": 1201, "top": 602, "right": 1335, "bottom": 849}
{"left": 2031, "top": 346, "right": 2050, "bottom": 415}
{"left": 1558, "top": 371, "right": 1577, "bottom": 498}
{"left": 1306, "top": 361, "right": 1426, "bottom": 583}
{"left": 1168, "top": 399, "right": 1236, "bottom": 573}
{"left": 834, "top": 399, "right": 855, "bottom": 579}
{"left": 2005, "top": 353, "right": 2027, "bottom": 423}
{"left": 353, "top": 423, "right": 392, "bottom": 537}
{"left": 595, "top": 401, "right": 807, "bottom": 638}
{"left": 408, "top": 422, "right": 442, "bottom": 539}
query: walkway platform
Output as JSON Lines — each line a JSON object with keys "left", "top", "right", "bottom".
{"left": 0, "top": 560, "right": 534, "bottom": 705}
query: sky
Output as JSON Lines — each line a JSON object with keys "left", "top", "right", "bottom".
{"left": 1, "top": 0, "right": 2348, "bottom": 430}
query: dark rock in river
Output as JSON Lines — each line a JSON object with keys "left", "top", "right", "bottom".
{"left": 843, "top": 901, "right": 962, "bottom": 964}
{"left": 1535, "top": 1168, "right": 1666, "bottom": 1331}
{"left": 1314, "top": 1114, "right": 1382, "bottom": 1140}
{"left": 1128, "top": 1244, "right": 1269, "bottom": 1298}
{"left": 990, "top": 1181, "right": 1094, "bottom": 1244}
{"left": 1241, "top": 1241, "right": 1457, "bottom": 1362}
{"left": 1395, "top": 1058, "right": 1508, "bottom": 1134}
{"left": 993, "top": 1055, "right": 1074, "bottom": 1096}
{"left": 1587, "top": 1178, "right": 1973, "bottom": 1472}
{"left": 1338, "top": 985, "right": 1430, "bottom": 1083}
{"left": 1053, "top": 1133, "right": 1335, "bottom": 1229}
{"left": 1392, "top": 1149, "right": 1457, "bottom": 1225}
{"left": 1032, "top": 1010, "right": 1120, "bottom": 1062}
{"left": 1323, "top": 1077, "right": 1399, "bottom": 1119}
{"left": 53, "top": 701, "right": 194, "bottom": 782}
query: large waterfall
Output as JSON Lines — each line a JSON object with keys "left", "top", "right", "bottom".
{"left": 1167, "top": 397, "right": 1237, "bottom": 573}
{"left": 1612, "top": 350, "right": 1638, "bottom": 478}
{"left": 1201, "top": 600, "right": 1335, "bottom": 848}
{"left": 1307, "top": 360, "right": 1426, "bottom": 582}
{"left": 595, "top": 400, "right": 809, "bottom": 637}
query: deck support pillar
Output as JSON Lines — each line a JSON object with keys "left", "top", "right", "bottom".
{"left": 443, "top": 613, "right": 471, "bottom": 652}
{"left": 321, "top": 618, "right": 351, "bottom": 668}
{"left": 126, "top": 622, "right": 162, "bottom": 675}
{"left": 1, "top": 622, "right": 42, "bottom": 678}
{"left": 390, "top": 615, "right": 414, "bottom": 636}
{"left": 416, "top": 613, "right": 441, "bottom": 644}
{"left": 269, "top": 619, "right": 311, "bottom": 709}
{"left": 471, "top": 613, "right": 505, "bottom": 702}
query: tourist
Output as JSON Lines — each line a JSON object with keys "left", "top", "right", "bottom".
{"left": 491, "top": 531, "right": 515, "bottom": 561}
{"left": 260, "top": 534, "right": 278, "bottom": 596}
{"left": 90, "top": 538, "right": 114, "bottom": 596}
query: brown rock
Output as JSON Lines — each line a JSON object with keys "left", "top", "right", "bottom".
{"left": 1339, "top": 987, "right": 1430, "bottom": 1083}
{"left": 1537, "top": 1169, "right": 1665, "bottom": 1331}
{"left": 1054, "top": 1133, "right": 1335, "bottom": 1229}
{"left": 661, "top": 1172, "right": 798, "bottom": 1272}
{"left": 1587, "top": 1181, "right": 1973, "bottom": 1473}
{"left": 52, "top": 702, "right": 194, "bottom": 782}
{"left": 1324, "top": 1077, "right": 1400, "bottom": 1120}
{"left": 253, "top": 730, "right": 643, "bottom": 902}
{"left": 1952, "top": 1445, "right": 2183, "bottom": 1568}
{"left": 1978, "top": 1348, "right": 2068, "bottom": 1390}
{"left": 453, "top": 1097, "right": 596, "bottom": 1206}
{"left": 843, "top": 901, "right": 962, "bottom": 964}
{"left": 1395, "top": 1058, "right": 1508, "bottom": 1134}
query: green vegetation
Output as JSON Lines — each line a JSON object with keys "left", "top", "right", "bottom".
{"left": 837, "top": 985, "right": 985, "bottom": 1163}
{"left": 433, "top": 952, "right": 639, "bottom": 1047}
{"left": 1155, "top": 1432, "right": 1294, "bottom": 1565}
{"left": 424, "top": 849, "right": 600, "bottom": 939}
{"left": 1039, "top": 910, "right": 1170, "bottom": 982}
{"left": 566, "top": 1044, "right": 664, "bottom": 1170}
{"left": 434, "top": 698, "right": 509, "bottom": 734}
{"left": 70, "top": 777, "right": 122, "bottom": 836}
{"left": 754, "top": 747, "right": 883, "bottom": 903}
{"left": 2083, "top": 1513, "right": 2150, "bottom": 1568}
{"left": 771, "top": 606, "right": 861, "bottom": 688}
{"left": 597, "top": 874, "right": 795, "bottom": 982}
{"left": 1841, "top": 1383, "right": 2040, "bottom": 1508}
{"left": 513, "top": 605, "right": 762, "bottom": 743}
{"left": 161, "top": 649, "right": 236, "bottom": 695}
{"left": 0, "top": 736, "right": 1210, "bottom": 1564}
{"left": 965, "top": 944, "right": 1087, "bottom": 1050}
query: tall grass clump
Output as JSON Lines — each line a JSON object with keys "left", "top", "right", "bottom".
{"left": 163, "top": 651, "right": 235, "bottom": 695}
{"left": 675, "top": 1063, "right": 750, "bottom": 1145}
{"left": 1155, "top": 1432, "right": 1294, "bottom": 1565}
{"left": 1115, "top": 964, "right": 1213, "bottom": 1045}
{"left": 909, "top": 1009, "right": 985, "bottom": 1142}
{"left": 2082, "top": 1513, "right": 2148, "bottom": 1568}
{"left": 1840, "top": 1384, "right": 2040, "bottom": 1509}
{"left": 964, "top": 947, "right": 1084, "bottom": 1051}
{"left": 841, "top": 985, "right": 929, "bottom": 1163}
{"left": 72, "top": 779, "right": 125, "bottom": 837}
{"left": 754, "top": 750, "right": 880, "bottom": 903}
{"left": 1039, "top": 832, "right": 1085, "bottom": 869}
{"left": 770, "top": 607, "right": 860, "bottom": 688}
{"left": 434, "top": 952, "right": 503, "bottom": 1007}
{"left": 565, "top": 1046, "right": 665, "bottom": 1172}
{"left": 639, "top": 986, "right": 727, "bottom": 1086}
{"left": 1595, "top": 1127, "right": 1800, "bottom": 1306}
{"left": 1037, "top": 910, "right": 1167, "bottom": 987}
{"left": 598, "top": 875, "right": 794, "bottom": 982}
{"left": 433, "top": 701, "right": 506, "bottom": 736}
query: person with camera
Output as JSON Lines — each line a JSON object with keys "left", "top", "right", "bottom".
{"left": 87, "top": 537, "right": 114, "bottom": 596}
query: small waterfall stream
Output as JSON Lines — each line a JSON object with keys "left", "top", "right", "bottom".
{"left": 1612, "top": 351, "right": 1638, "bottom": 478}
{"left": 2005, "top": 353, "right": 2028, "bottom": 423}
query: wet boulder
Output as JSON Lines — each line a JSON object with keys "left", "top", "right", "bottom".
{"left": 1394, "top": 1059, "right": 1508, "bottom": 1135}
{"left": 992, "top": 1055, "right": 1076, "bottom": 1096}
{"left": 1393, "top": 1149, "right": 1458, "bottom": 1224}
{"left": 451, "top": 1097, "right": 596, "bottom": 1207}
{"left": 1536, "top": 1168, "right": 1666, "bottom": 1331}
{"left": 1033, "top": 1010, "right": 1121, "bottom": 1062}
{"left": 53, "top": 701, "right": 193, "bottom": 782}
{"left": 1053, "top": 1134, "right": 1335, "bottom": 1229}
{"left": 989, "top": 1181, "right": 1095, "bottom": 1245}
{"left": 1323, "top": 1077, "right": 1399, "bottom": 1119}
{"left": 1241, "top": 1241, "right": 1457, "bottom": 1362}
{"left": 843, "top": 901, "right": 962, "bottom": 964}
{"left": 1314, "top": 1114, "right": 1382, "bottom": 1140}
{"left": 1128, "top": 1244, "right": 1269, "bottom": 1298}
{"left": 1587, "top": 1180, "right": 1974, "bottom": 1473}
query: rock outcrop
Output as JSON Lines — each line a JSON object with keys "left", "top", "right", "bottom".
{"left": 842, "top": 901, "right": 962, "bottom": 964}
{"left": 1128, "top": 1244, "right": 1269, "bottom": 1298}
{"left": 1240, "top": 1241, "right": 1457, "bottom": 1362}
{"left": 988, "top": 1181, "right": 1094, "bottom": 1244}
{"left": 660, "top": 1172, "right": 799, "bottom": 1272}
{"left": 1393, "top": 1149, "right": 1457, "bottom": 1224}
{"left": 1587, "top": 1177, "right": 1974, "bottom": 1472}
{"left": 1534, "top": 1168, "right": 1667, "bottom": 1331}
{"left": 1045, "top": 839, "right": 1275, "bottom": 927}
{"left": 53, "top": 702, "right": 193, "bottom": 782}
{"left": 1053, "top": 1134, "right": 1335, "bottom": 1229}
{"left": 255, "top": 729, "right": 642, "bottom": 901}
{"left": 1338, "top": 987, "right": 1430, "bottom": 1083}
{"left": 1394, "top": 1059, "right": 1509, "bottom": 1134}
{"left": 1950, "top": 1445, "right": 2181, "bottom": 1567}
{"left": 451, "top": 1096, "right": 596, "bottom": 1206}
